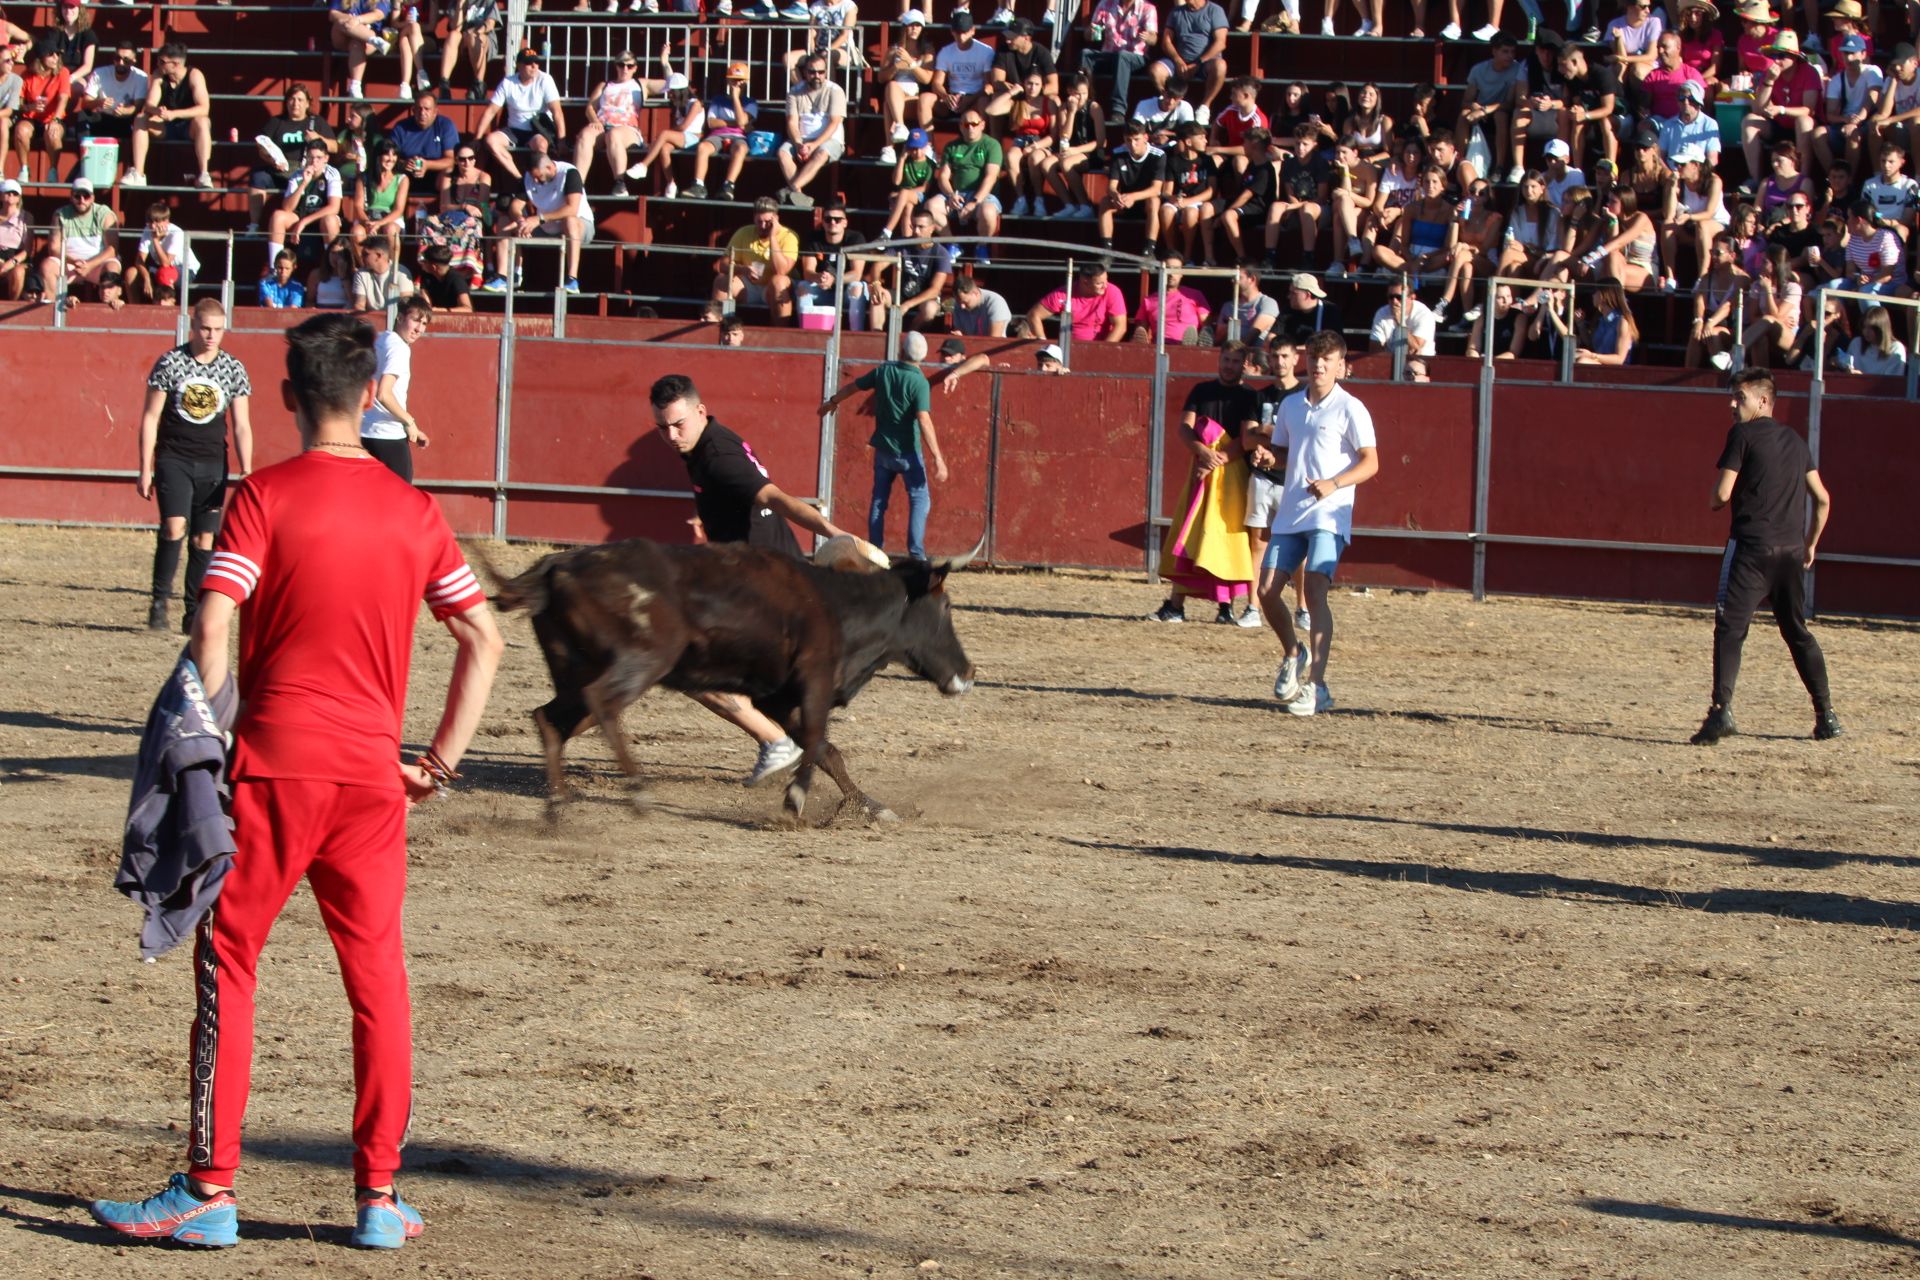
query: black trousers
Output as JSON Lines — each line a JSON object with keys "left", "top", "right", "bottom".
{"left": 363, "top": 435, "right": 414, "bottom": 483}
{"left": 1711, "top": 540, "right": 1831, "bottom": 713}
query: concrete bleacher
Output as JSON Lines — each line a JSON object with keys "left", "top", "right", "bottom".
{"left": 3, "top": 1, "right": 1909, "bottom": 370}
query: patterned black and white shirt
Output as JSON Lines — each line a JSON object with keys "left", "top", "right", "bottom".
{"left": 148, "top": 345, "right": 252, "bottom": 463}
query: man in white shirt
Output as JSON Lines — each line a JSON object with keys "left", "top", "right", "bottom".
{"left": 359, "top": 296, "right": 432, "bottom": 482}
{"left": 931, "top": 14, "right": 995, "bottom": 121}
{"left": 776, "top": 54, "right": 847, "bottom": 211}
{"left": 1368, "top": 282, "right": 1436, "bottom": 382}
{"left": 1656, "top": 79, "right": 1721, "bottom": 169}
{"left": 1859, "top": 141, "right": 1919, "bottom": 236}
{"left": 477, "top": 48, "right": 564, "bottom": 180}
{"left": 485, "top": 152, "right": 594, "bottom": 294}
{"left": 79, "top": 39, "right": 147, "bottom": 154}
{"left": 1259, "top": 329, "right": 1379, "bottom": 718}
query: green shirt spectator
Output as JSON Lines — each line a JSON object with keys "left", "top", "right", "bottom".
{"left": 855, "top": 360, "right": 932, "bottom": 454}
{"left": 942, "top": 134, "right": 1003, "bottom": 194}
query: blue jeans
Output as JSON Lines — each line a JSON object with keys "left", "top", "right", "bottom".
{"left": 869, "top": 448, "right": 929, "bottom": 561}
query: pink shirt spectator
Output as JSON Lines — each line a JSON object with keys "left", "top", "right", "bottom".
{"left": 0, "top": 210, "right": 26, "bottom": 257}
{"left": 1041, "top": 282, "right": 1127, "bottom": 342}
{"left": 1134, "top": 284, "right": 1212, "bottom": 343}
{"left": 1644, "top": 64, "right": 1706, "bottom": 118}
{"left": 1092, "top": 0, "right": 1158, "bottom": 56}
{"left": 1680, "top": 27, "right": 1723, "bottom": 82}
{"left": 1767, "top": 60, "right": 1825, "bottom": 116}
{"left": 1735, "top": 28, "right": 1779, "bottom": 76}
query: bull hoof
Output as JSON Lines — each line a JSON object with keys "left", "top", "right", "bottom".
{"left": 865, "top": 804, "right": 902, "bottom": 825}
{"left": 628, "top": 789, "right": 654, "bottom": 815}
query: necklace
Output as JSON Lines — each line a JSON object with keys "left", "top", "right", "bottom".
{"left": 308, "top": 440, "right": 368, "bottom": 454}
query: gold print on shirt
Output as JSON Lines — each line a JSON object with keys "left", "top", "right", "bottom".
{"left": 176, "top": 376, "right": 226, "bottom": 425}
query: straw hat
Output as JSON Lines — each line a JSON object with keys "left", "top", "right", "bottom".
{"left": 1679, "top": 0, "right": 1720, "bottom": 20}
{"left": 1763, "top": 28, "right": 1803, "bottom": 57}
{"left": 1732, "top": 0, "right": 1775, "bottom": 21}
{"left": 1826, "top": 0, "right": 1865, "bottom": 19}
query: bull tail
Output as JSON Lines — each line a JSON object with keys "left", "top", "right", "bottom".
{"left": 470, "top": 543, "right": 553, "bottom": 615}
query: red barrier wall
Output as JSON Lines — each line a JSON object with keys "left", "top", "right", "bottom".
{"left": 3, "top": 318, "right": 1914, "bottom": 614}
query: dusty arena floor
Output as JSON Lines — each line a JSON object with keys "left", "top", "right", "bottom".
{"left": 1, "top": 526, "right": 1917, "bottom": 1280}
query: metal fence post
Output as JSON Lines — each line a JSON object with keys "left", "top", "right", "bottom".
{"left": 1057, "top": 256, "right": 1075, "bottom": 369}
{"left": 1557, "top": 286, "right": 1575, "bottom": 384}
{"left": 1730, "top": 286, "right": 1745, "bottom": 374}
{"left": 817, "top": 250, "right": 848, "bottom": 529}
{"left": 494, "top": 310, "right": 516, "bottom": 540}
{"left": 1146, "top": 344, "right": 1168, "bottom": 582}
{"left": 1473, "top": 275, "right": 1495, "bottom": 601}
{"left": 1390, "top": 270, "right": 1410, "bottom": 383}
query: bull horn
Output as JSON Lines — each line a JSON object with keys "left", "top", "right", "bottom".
{"left": 933, "top": 532, "right": 986, "bottom": 574}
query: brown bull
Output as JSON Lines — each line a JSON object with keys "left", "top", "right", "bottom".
{"left": 486, "top": 539, "right": 975, "bottom": 826}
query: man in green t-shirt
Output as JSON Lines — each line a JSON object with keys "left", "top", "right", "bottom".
{"left": 816, "top": 330, "right": 950, "bottom": 560}
{"left": 929, "top": 110, "right": 1002, "bottom": 264}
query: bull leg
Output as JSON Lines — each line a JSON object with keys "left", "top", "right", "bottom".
{"left": 781, "top": 763, "right": 819, "bottom": 830}
{"left": 817, "top": 740, "right": 900, "bottom": 825}
{"left": 778, "top": 678, "right": 837, "bottom": 829}
{"left": 533, "top": 697, "right": 590, "bottom": 822}
{"left": 583, "top": 656, "right": 673, "bottom": 813}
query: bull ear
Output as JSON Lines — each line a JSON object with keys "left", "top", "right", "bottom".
{"left": 927, "top": 564, "right": 950, "bottom": 595}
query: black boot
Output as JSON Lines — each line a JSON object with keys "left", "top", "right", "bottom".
{"left": 182, "top": 544, "right": 214, "bottom": 634}
{"left": 150, "top": 534, "right": 184, "bottom": 631}
{"left": 1689, "top": 705, "right": 1737, "bottom": 746}
{"left": 1812, "top": 709, "right": 1844, "bottom": 740}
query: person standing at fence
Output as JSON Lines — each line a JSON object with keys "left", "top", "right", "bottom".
{"left": 137, "top": 299, "right": 254, "bottom": 634}
{"left": 1691, "top": 367, "right": 1841, "bottom": 745}
{"left": 91, "top": 313, "right": 502, "bottom": 1253}
{"left": 650, "top": 373, "right": 854, "bottom": 787}
{"left": 815, "top": 331, "right": 950, "bottom": 562}
{"left": 1261, "top": 329, "right": 1377, "bottom": 717}
{"left": 1150, "top": 340, "right": 1260, "bottom": 625}
{"left": 360, "top": 296, "right": 432, "bottom": 482}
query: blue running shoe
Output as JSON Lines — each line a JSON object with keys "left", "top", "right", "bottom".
{"left": 479, "top": 275, "right": 508, "bottom": 293}
{"left": 89, "top": 1173, "right": 238, "bottom": 1248}
{"left": 351, "top": 1189, "right": 425, "bottom": 1250}
{"left": 564, "top": 277, "right": 581, "bottom": 294}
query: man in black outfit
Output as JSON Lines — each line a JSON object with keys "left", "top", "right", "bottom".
{"left": 649, "top": 373, "right": 852, "bottom": 785}
{"left": 137, "top": 299, "right": 254, "bottom": 633}
{"left": 1692, "top": 367, "right": 1840, "bottom": 745}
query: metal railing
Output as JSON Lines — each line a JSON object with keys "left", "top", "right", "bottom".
{"left": 524, "top": 16, "right": 870, "bottom": 106}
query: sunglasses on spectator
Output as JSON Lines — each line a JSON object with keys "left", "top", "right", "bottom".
{"left": 457, "top": 152, "right": 478, "bottom": 161}
{"left": 962, "top": 118, "right": 984, "bottom": 127}
{"left": 1789, "top": 201, "right": 1810, "bottom": 209}
{"left": 826, "top": 214, "right": 848, "bottom": 223}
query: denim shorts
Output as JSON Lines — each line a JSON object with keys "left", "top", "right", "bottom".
{"left": 1263, "top": 530, "right": 1349, "bottom": 580}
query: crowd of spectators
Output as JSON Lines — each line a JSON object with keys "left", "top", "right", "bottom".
{"left": 0, "top": 0, "right": 1913, "bottom": 374}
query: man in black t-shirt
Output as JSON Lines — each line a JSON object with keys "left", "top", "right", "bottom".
{"left": 417, "top": 245, "right": 473, "bottom": 312}
{"left": 800, "top": 200, "right": 869, "bottom": 285}
{"left": 1149, "top": 341, "right": 1262, "bottom": 625}
{"left": 137, "top": 299, "right": 254, "bottom": 633}
{"left": 649, "top": 373, "right": 852, "bottom": 785}
{"left": 1556, "top": 45, "right": 1622, "bottom": 167}
{"left": 1100, "top": 119, "right": 1167, "bottom": 256}
{"left": 1271, "top": 124, "right": 1330, "bottom": 265}
{"left": 985, "top": 20, "right": 1058, "bottom": 127}
{"left": 1692, "top": 368, "right": 1839, "bottom": 745}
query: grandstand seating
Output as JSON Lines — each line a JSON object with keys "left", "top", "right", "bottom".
{"left": 2, "top": 1, "right": 1915, "bottom": 373}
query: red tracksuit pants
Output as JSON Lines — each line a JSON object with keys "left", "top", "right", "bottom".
{"left": 187, "top": 777, "right": 412, "bottom": 1187}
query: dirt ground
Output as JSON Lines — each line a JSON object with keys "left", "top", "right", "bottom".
{"left": 1, "top": 526, "right": 1917, "bottom": 1280}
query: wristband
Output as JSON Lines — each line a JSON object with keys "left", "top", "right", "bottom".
{"left": 416, "top": 747, "right": 461, "bottom": 789}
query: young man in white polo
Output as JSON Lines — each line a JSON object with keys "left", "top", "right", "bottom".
{"left": 1259, "top": 328, "right": 1378, "bottom": 716}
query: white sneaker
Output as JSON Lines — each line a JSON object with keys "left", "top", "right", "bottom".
{"left": 1285, "top": 676, "right": 1318, "bottom": 716}
{"left": 1273, "top": 646, "right": 1305, "bottom": 701}
{"left": 1294, "top": 607, "right": 1311, "bottom": 634}
{"left": 1235, "top": 605, "right": 1264, "bottom": 629}
{"left": 1440, "top": 21, "right": 1462, "bottom": 39}
{"left": 663, "top": 179, "right": 678, "bottom": 198}
{"left": 397, "top": 81, "right": 412, "bottom": 100}
{"left": 1320, "top": 16, "right": 1335, "bottom": 33}
{"left": 254, "top": 135, "right": 289, "bottom": 171}
{"left": 1505, "top": 164, "right": 1525, "bottom": 183}
{"left": 1709, "top": 350, "right": 1732, "bottom": 371}
{"left": 1432, "top": 301, "right": 1448, "bottom": 324}
{"left": 715, "top": 0, "right": 732, "bottom": 11}
{"left": 745, "top": 736, "right": 805, "bottom": 787}
{"left": 890, "top": 123, "right": 909, "bottom": 144}
{"left": 120, "top": 170, "right": 147, "bottom": 187}
{"left": 628, "top": 160, "right": 648, "bottom": 179}
{"left": 1194, "top": 104, "right": 1210, "bottom": 128}
{"left": 368, "top": 36, "right": 390, "bottom": 55}
{"left": 1472, "top": 23, "right": 1500, "bottom": 39}
{"left": 986, "top": 4, "right": 1016, "bottom": 24}
{"left": 878, "top": 145, "right": 897, "bottom": 165}
{"left": 1010, "top": 195, "right": 1030, "bottom": 217}
{"left": 346, "top": 82, "right": 365, "bottom": 100}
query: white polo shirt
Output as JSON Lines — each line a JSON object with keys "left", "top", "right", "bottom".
{"left": 360, "top": 329, "right": 413, "bottom": 442}
{"left": 1273, "top": 381, "right": 1376, "bottom": 538}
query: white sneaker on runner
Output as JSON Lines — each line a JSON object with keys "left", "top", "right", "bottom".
{"left": 1285, "top": 679, "right": 1318, "bottom": 716}
{"left": 1294, "top": 608, "right": 1312, "bottom": 635}
{"left": 745, "top": 737, "right": 804, "bottom": 787}
{"left": 1273, "top": 648, "right": 1304, "bottom": 702}
{"left": 1237, "top": 606, "right": 1264, "bottom": 629}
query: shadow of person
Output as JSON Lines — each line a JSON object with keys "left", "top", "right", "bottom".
{"left": 596, "top": 429, "right": 696, "bottom": 542}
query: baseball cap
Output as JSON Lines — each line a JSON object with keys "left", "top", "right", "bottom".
{"left": 1543, "top": 137, "right": 1571, "bottom": 159}
{"left": 0, "top": 178, "right": 19, "bottom": 195}
{"left": 1290, "top": 273, "right": 1326, "bottom": 299}
{"left": 155, "top": 265, "right": 181, "bottom": 288}
{"left": 71, "top": 176, "right": 94, "bottom": 194}
{"left": 951, "top": 11, "right": 976, "bottom": 31}
{"left": 664, "top": 72, "right": 689, "bottom": 91}
{"left": 1838, "top": 34, "right": 1868, "bottom": 54}
{"left": 898, "top": 7, "right": 927, "bottom": 23}
{"left": 1679, "top": 79, "right": 1706, "bottom": 103}
{"left": 516, "top": 47, "right": 543, "bottom": 64}
{"left": 940, "top": 336, "right": 967, "bottom": 357}
{"left": 1035, "top": 343, "right": 1064, "bottom": 364}
{"left": 1895, "top": 43, "right": 1920, "bottom": 63}
{"left": 1632, "top": 124, "right": 1660, "bottom": 148}
{"left": 1007, "top": 17, "right": 1035, "bottom": 35}
{"left": 1671, "top": 144, "right": 1707, "bottom": 165}
{"left": 726, "top": 61, "right": 750, "bottom": 81}
{"left": 906, "top": 128, "right": 930, "bottom": 150}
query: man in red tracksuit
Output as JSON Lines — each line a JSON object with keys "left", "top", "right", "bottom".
{"left": 92, "top": 314, "right": 504, "bottom": 1251}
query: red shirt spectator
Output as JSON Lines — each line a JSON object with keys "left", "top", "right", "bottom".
{"left": 20, "top": 57, "right": 69, "bottom": 124}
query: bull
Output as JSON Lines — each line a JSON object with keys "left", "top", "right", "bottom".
{"left": 484, "top": 539, "right": 975, "bottom": 826}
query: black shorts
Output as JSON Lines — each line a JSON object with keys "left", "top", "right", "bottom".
{"left": 79, "top": 115, "right": 135, "bottom": 143}
{"left": 362, "top": 434, "right": 413, "bottom": 483}
{"left": 154, "top": 454, "right": 227, "bottom": 535}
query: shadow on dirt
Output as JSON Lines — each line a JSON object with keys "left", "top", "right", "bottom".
{"left": 1263, "top": 808, "right": 1920, "bottom": 870}
{"left": 1073, "top": 840, "right": 1920, "bottom": 931}
{"left": 1582, "top": 1198, "right": 1920, "bottom": 1250}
